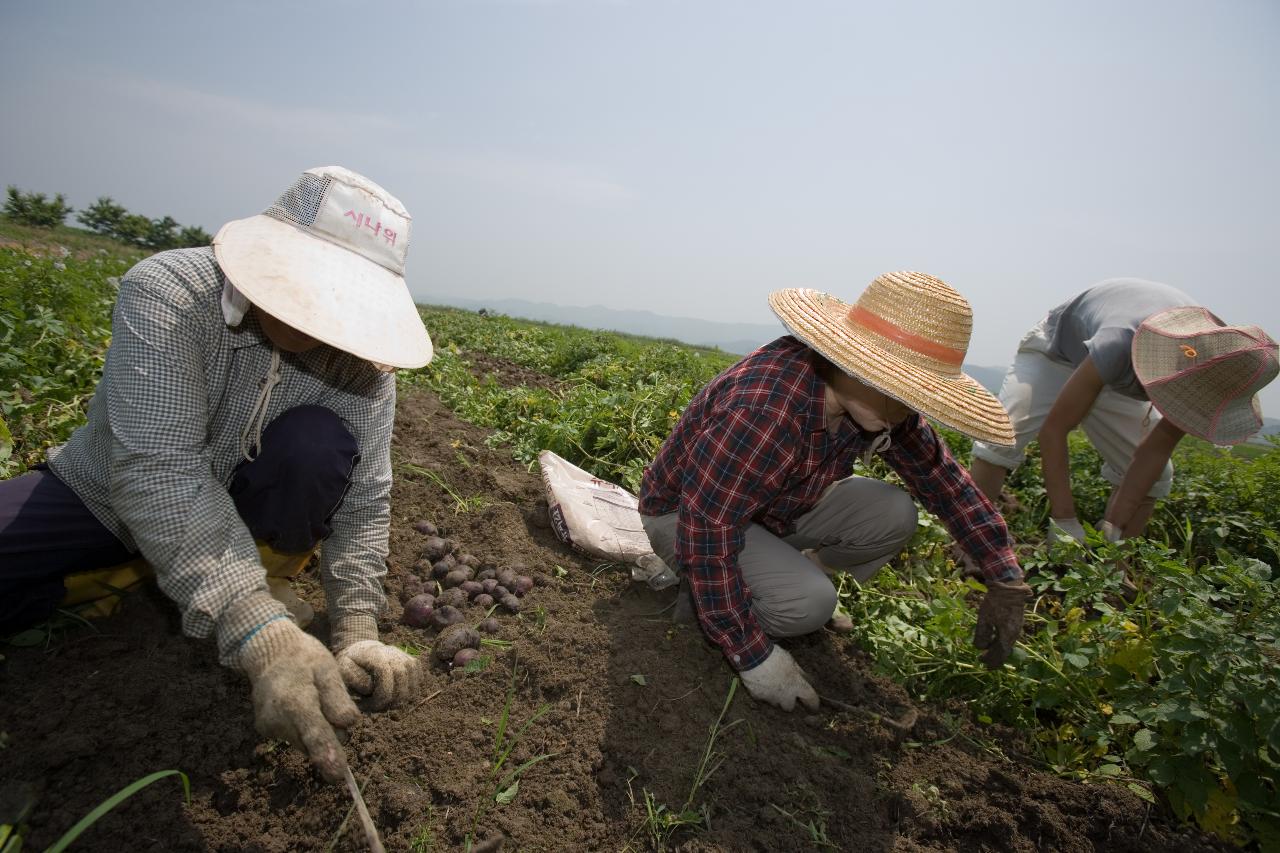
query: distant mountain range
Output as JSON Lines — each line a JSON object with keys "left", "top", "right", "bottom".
{"left": 428, "top": 296, "right": 1280, "bottom": 442}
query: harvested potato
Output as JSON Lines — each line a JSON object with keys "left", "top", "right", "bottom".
{"left": 413, "top": 519, "right": 438, "bottom": 536}
{"left": 476, "top": 568, "right": 497, "bottom": 582}
{"left": 431, "top": 605, "right": 464, "bottom": 630}
{"left": 432, "top": 559, "right": 455, "bottom": 580}
{"left": 452, "top": 648, "right": 480, "bottom": 669}
{"left": 499, "top": 594, "right": 520, "bottom": 614}
{"left": 433, "top": 623, "right": 481, "bottom": 662}
{"left": 421, "top": 536, "right": 450, "bottom": 561}
{"left": 459, "top": 580, "right": 483, "bottom": 598}
{"left": 480, "top": 578, "right": 499, "bottom": 595}
{"left": 399, "top": 579, "right": 426, "bottom": 603}
{"left": 436, "top": 587, "right": 468, "bottom": 610}
{"left": 511, "top": 576, "right": 534, "bottom": 597}
{"left": 403, "top": 594, "right": 435, "bottom": 628}
{"left": 443, "top": 569, "right": 470, "bottom": 589}
{"left": 477, "top": 617, "right": 501, "bottom": 634}
{"left": 496, "top": 569, "right": 518, "bottom": 589}
{"left": 457, "top": 553, "right": 481, "bottom": 568}
{"left": 473, "top": 593, "right": 494, "bottom": 610}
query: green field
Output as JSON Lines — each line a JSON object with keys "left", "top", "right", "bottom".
{"left": 3, "top": 224, "right": 1277, "bottom": 847}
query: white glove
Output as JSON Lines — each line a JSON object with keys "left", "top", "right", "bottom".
{"left": 230, "top": 595, "right": 360, "bottom": 783}
{"left": 739, "top": 646, "right": 819, "bottom": 712}
{"left": 1098, "top": 520, "right": 1123, "bottom": 543}
{"left": 332, "top": 614, "right": 422, "bottom": 710}
{"left": 1048, "top": 516, "right": 1087, "bottom": 543}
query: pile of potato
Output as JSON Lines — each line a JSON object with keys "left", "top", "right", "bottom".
{"left": 400, "top": 518, "right": 537, "bottom": 669}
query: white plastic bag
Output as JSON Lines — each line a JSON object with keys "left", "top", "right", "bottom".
{"left": 537, "top": 450, "right": 677, "bottom": 589}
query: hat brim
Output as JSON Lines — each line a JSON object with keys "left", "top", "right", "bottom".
{"left": 214, "top": 215, "right": 432, "bottom": 369}
{"left": 769, "top": 289, "right": 1015, "bottom": 446}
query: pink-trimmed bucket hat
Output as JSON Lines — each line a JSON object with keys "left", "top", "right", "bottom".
{"left": 1132, "top": 307, "right": 1278, "bottom": 445}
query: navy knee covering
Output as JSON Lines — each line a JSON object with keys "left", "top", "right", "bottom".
{"left": 229, "top": 405, "right": 360, "bottom": 554}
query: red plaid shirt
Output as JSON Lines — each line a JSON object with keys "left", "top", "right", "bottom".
{"left": 639, "top": 336, "right": 1022, "bottom": 671}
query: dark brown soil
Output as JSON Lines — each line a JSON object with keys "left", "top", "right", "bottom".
{"left": 0, "top": 387, "right": 1228, "bottom": 852}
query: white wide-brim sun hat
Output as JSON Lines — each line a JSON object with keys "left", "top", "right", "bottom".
{"left": 769, "top": 271, "right": 1016, "bottom": 446}
{"left": 214, "top": 166, "right": 433, "bottom": 369}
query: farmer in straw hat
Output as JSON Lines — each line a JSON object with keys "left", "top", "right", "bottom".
{"left": 968, "top": 279, "right": 1278, "bottom": 544}
{"left": 0, "top": 166, "right": 432, "bottom": 781}
{"left": 639, "top": 271, "right": 1030, "bottom": 712}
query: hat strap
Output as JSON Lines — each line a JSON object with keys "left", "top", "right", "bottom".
{"left": 847, "top": 305, "right": 965, "bottom": 367}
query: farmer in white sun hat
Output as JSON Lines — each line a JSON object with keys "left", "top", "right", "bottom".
{"left": 639, "top": 272, "right": 1031, "bottom": 712}
{"left": 968, "top": 279, "right": 1278, "bottom": 543}
{"left": 0, "top": 166, "right": 433, "bottom": 782}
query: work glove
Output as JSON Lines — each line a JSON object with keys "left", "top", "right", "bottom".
{"left": 739, "top": 646, "right": 819, "bottom": 712}
{"left": 1048, "top": 516, "right": 1087, "bottom": 543}
{"left": 230, "top": 594, "right": 360, "bottom": 783}
{"left": 331, "top": 613, "right": 422, "bottom": 711}
{"left": 1098, "top": 520, "right": 1123, "bottom": 543}
{"left": 973, "top": 580, "right": 1032, "bottom": 668}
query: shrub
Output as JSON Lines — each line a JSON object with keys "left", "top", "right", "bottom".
{"left": 4, "top": 186, "right": 73, "bottom": 228}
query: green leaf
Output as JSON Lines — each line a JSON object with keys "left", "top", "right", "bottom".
{"left": 630, "top": 674, "right": 647, "bottom": 686}
{"left": 1108, "top": 714, "right": 1139, "bottom": 726}
{"left": 4, "top": 629, "right": 46, "bottom": 648}
{"left": 1063, "top": 652, "right": 1089, "bottom": 669}
{"left": 45, "top": 770, "right": 190, "bottom": 853}
{"left": 495, "top": 780, "right": 519, "bottom": 804}
{"left": 1132, "top": 729, "right": 1157, "bottom": 752}
{"left": 0, "top": 413, "right": 12, "bottom": 462}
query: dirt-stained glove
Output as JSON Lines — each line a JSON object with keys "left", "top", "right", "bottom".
{"left": 230, "top": 595, "right": 360, "bottom": 783}
{"left": 1098, "top": 520, "right": 1123, "bottom": 543}
{"left": 973, "top": 580, "right": 1032, "bottom": 668}
{"left": 332, "top": 614, "right": 422, "bottom": 711}
{"left": 1048, "top": 516, "right": 1087, "bottom": 543}
{"left": 739, "top": 646, "right": 820, "bottom": 712}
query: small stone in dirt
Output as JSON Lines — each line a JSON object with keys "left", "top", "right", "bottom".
{"left": 412, "top": 519, "right": 438, "bottom": 536}
{"left": 471, "top": 835, "right": 504, "bottom": 853}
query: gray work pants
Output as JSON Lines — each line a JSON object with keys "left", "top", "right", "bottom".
{"left": 640, "top": 476, "right": 918, "bottom": 638}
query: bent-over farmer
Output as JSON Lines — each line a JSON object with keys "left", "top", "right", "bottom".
{"left": 0, "top": 166, "right": 433, "bottom": 781}
{"left": 968, "top": 279, "right": 1278, "bottom": 543}
{"left": 639, "top": 272, "right": 1030, "bottom": 712}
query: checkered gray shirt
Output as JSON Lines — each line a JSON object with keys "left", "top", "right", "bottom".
{"left": 49, "top": 248, "right": 394, "bottom": 664}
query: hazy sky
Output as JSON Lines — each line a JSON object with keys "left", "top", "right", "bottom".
{"left": 2, "top": 1, "right": 1277, "bottom": 406}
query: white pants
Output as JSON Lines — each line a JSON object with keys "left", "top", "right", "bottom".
{"left": 971, "top": 318, "right": 1173, "bottom": 498}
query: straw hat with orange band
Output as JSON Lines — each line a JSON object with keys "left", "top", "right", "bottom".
{"left": 768, "top": 271, "right": 1016, "bottom": 447}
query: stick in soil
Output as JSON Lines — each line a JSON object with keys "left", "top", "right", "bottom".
{"left": 343, "top": 765, "right": 386, "bottom": 853}
{"left": 819, "top": 695, "right": 919, "bottom": 734}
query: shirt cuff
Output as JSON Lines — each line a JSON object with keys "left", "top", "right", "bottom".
{"left": 979, "top": 549, "right": 1023, "bottom": 584}
{"left": 330, "top": 612, "right": 379, "bottom": 651}
{"left": 215, "top": 591, "right": 291, "bottom": 669}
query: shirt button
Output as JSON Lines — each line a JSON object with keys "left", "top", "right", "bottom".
{"left": 732, "top": 654, "right": 741, "bottom": 664}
